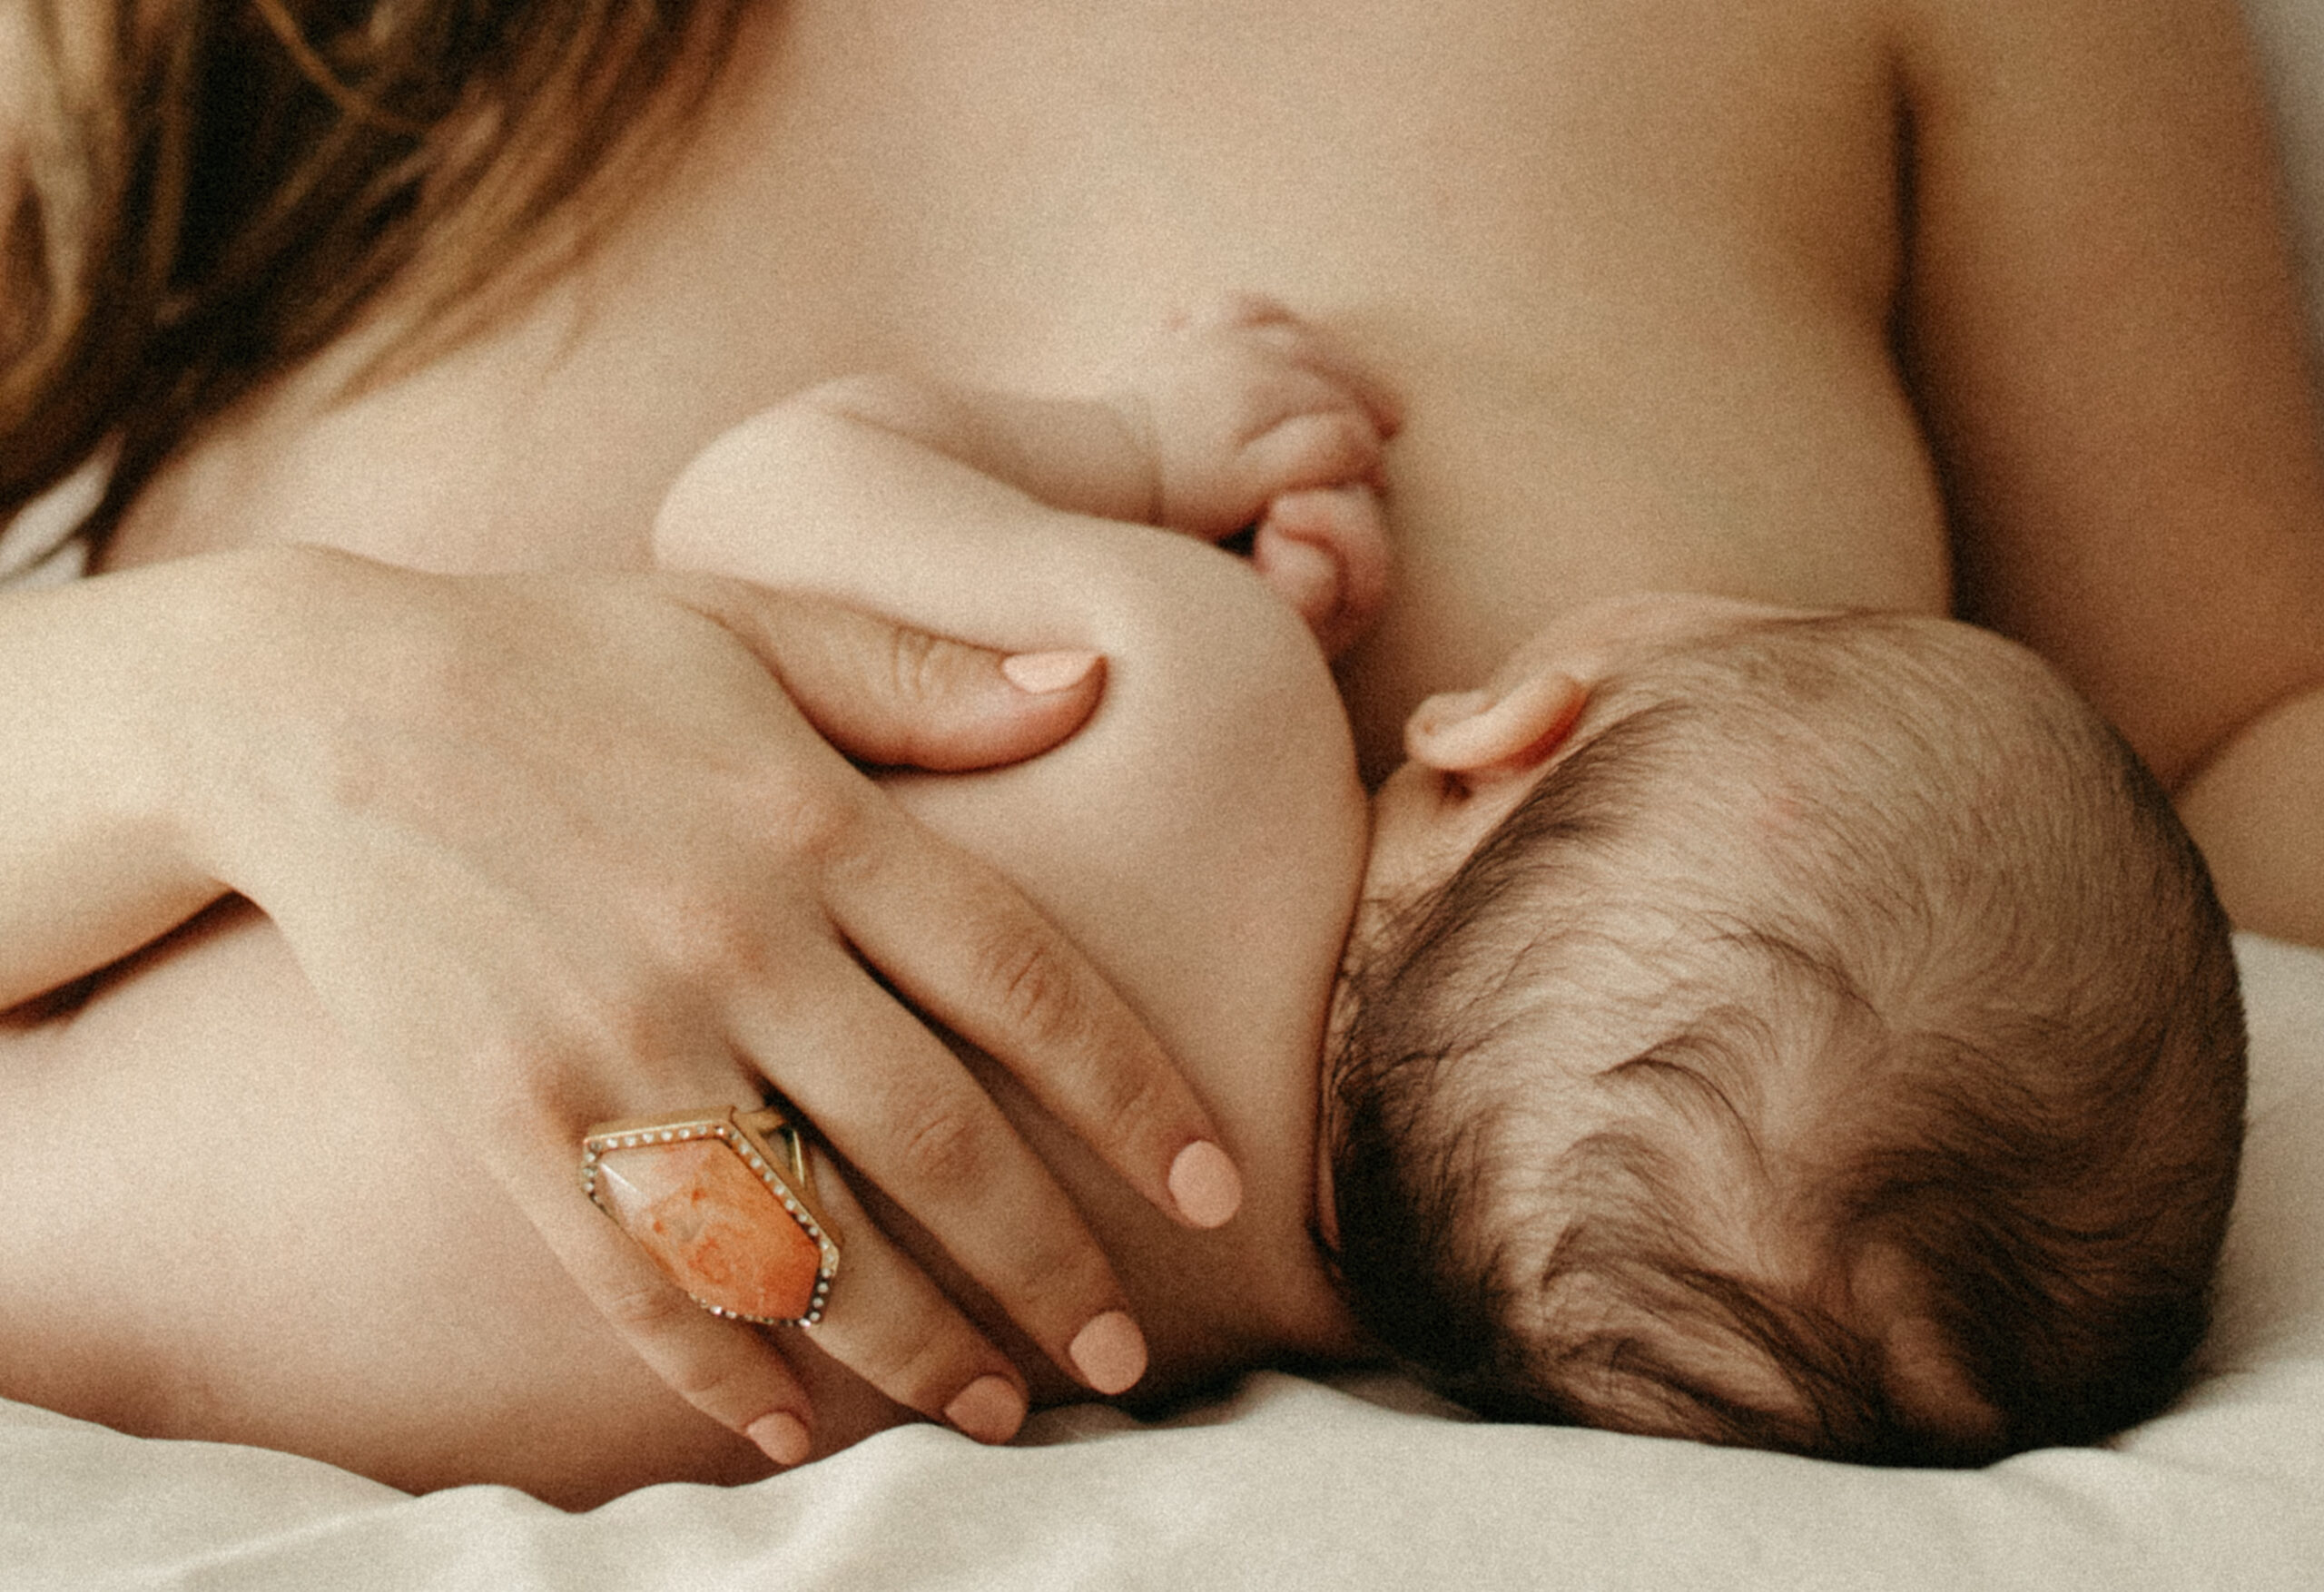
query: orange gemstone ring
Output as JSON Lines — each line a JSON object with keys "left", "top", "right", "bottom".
{"left": 581, "top": 1104, "right": 842, "bottom": 1326}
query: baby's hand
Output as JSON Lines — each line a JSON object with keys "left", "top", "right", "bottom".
{"left": 1132, "top": 295, "right": 1398, "bottom": 656}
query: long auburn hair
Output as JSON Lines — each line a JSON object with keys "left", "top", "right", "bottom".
{"left": 1, "top": 0, "right": 748, "bottom": 547}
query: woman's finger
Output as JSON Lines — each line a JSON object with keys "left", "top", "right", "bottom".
{"left": 684, "top": 578, "right": 1246, "bottom": 1238}
{"left": 792, "top": 1142, "right": 1033, "bottom": 1444}
{"left": 734, "top": 953, "right": 1153, "bottom": 1398}
{"left": 673, "top": 579, "right": 1106, "bottom": 772}
{"left": 518, "top": 1140, "right": 823, "bottom": 1467}
{"left": 823, "top": 792, "right": 1245, "bottom": 1235}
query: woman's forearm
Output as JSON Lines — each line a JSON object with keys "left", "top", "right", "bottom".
{"left": 0, "top": 554, "right": 264, "bottom": 1008}
{"left": 0, "top": 538, "right": 1249, "bottom": 1467}
{"left": 2175, "top": 683, "right": 2324, "bottom": 948}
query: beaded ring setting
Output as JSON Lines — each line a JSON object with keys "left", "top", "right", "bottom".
{"left": 581, "top": 1104, "right": 842, "bottom": 1326}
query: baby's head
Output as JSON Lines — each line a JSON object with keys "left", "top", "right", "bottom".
{"left": 1318, "top": 595, "right": 2245, "bottom": 1464}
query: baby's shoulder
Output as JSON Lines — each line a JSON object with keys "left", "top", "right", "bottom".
{"left": 955, "top": 526, "right": 1367, "bottom": 912}
{"left": 884, "top": 531, "right": 1367, "bottom": 1185}
{"left": 1084, "top": 534, "right": 1359, "bottom": 800}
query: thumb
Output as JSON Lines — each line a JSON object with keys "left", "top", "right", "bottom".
{"left": 675, "top": 577, "right": 1106, "bottom": 771}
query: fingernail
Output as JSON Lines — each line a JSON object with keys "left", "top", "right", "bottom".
{"left": 746, "top": 1410, "right": 812, "bottom": 1468}
{"left": 1068, "top": 1311, "right": 1148, "bottom": 1395}
{"left": 1001, "top": 649, "right": 1102, "bottom": 693}
{"left": 1168, "top": 1139, "right": 1244, "bottom": 1228}
{"left": 944, "top": 1374, "right": 1029, "bottom": 1444}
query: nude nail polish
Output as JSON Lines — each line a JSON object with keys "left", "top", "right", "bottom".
{"left": 1168, "top": 1139, "right": 1245, "bottom": 1228}
{"left": 1068, "top": 1311, "right": 1148, "bottom": 1396}
{"left": 944, "top": 1374, "right": 1029, "bottom": 1444}
{"left": 746, "top": 1410, "right": 812, "bottom": 1467}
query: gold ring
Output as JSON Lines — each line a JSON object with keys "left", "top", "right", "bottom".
{"left": 580, "top": 1104, "right": 842, "bottom": 1326}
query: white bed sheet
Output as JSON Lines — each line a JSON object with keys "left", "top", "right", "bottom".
{"left": 4, "top": 932, "right": 2318, "bottom": 1592}
{"left": 9, "top": 5, "right": 2324, "bottom": 1587}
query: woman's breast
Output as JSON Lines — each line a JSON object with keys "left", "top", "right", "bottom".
{"left": 106, "top": 0, "right": 1950, "bottom": 766}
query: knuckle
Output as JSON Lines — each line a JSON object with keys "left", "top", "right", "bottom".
{"left": 990, "top": 1230, "right": 1117, "bottom": 1330}
{"left": 883, "top": 624, "right": 957, "bottom": 707}
{"left": 763, "top": 772, "right": 875, "bottom": 876}
{"left": 594, "top": 1275, "right": 785, "bottom": 1425}
{"left": 466, "top": 1001, "right": 696, "bottom": 1152}
{"left": 664, "top": 1350, "right": 777, "bottom": 1424}
{"left": 463, "top": 1026, "right": 605, "bottom": 1148}
{"left": 636, "top": 879, "right": 771, "bottom": 989}
{"left": 539, "top": 962, "right": 682, "bottom": 1076}
{"left": 974, "top": 929, "right": 1093, "bottom": 1056}
{"left": 1319, "top": 411, "right": 1383, "bottom": 474}
{"left": 838, "top": 1315, "right": 969, "bottom": 1411}
{"left": 597, "top": 1268, "right": 710, "bottom": 1344}
{"left": 893, "top": 1098, "right": 993, "bottom": 1195}
{"left": 1085, "top": 1060, "right": 1177, "bottom": 1153}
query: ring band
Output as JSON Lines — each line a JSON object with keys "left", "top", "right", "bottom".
{"left": 581, "top": 1105, "right": 842, "bottom": 1326}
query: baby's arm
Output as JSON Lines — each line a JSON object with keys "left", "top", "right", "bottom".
{"left": 1900, "top": 0, "right": 2324, "bottom": 941}
{"left": 659, "top": 298, "right": 1395, "bottom": 656}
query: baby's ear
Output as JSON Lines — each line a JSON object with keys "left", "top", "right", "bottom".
{"left": 1403, "top": 668, "right": 1589, "bottom": 780}
{"left": 1878, "top": 1316, "right": 2007, "bottom": 1458}
{"left": 1852, "top": 1243, "right": 2007, "bottom": 1458}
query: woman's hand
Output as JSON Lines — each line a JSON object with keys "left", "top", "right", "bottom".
{"left": 122, "top": 546, "right": 1238, "bottom": 1462}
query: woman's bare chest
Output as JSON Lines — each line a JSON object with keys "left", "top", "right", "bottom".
{"left": 110, "top": 0, "right": 1946, "bottom": 763}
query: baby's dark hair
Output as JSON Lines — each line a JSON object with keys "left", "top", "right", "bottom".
{"left": 1325, "top": 611, "right": 2245, "bottom": 1465}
